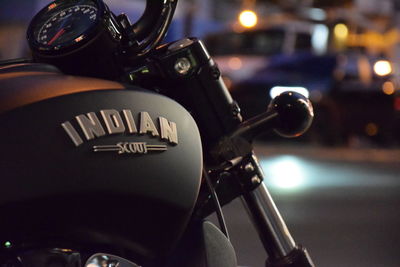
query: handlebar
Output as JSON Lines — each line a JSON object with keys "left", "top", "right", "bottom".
{"left": 128, "top": 0, "right": 178, "bottom": 56}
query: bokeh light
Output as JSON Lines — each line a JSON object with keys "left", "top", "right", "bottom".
{"left": 365, "top": 123, "right": 379, "bottom": 136}
{"left": 334, "top": 23, "right": 349, "bottom": 40}
{"left": 263, "top": 156, "right": 306, "bottom": 189}
{"left": 239, "top": 10, "right": 258, "bottom": 28}
{"left": 374, "top": 60, "right": 392, "bottom": 76}
{"left": 228, "top": 57, "right": 243, "bottom": 70}
{"left": 382, "top": 81, "right": 395, "bottom": 95}
{"left": 270, "top": 86, "right": 310, "bottom": 99}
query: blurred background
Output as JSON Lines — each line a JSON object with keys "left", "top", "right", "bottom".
{"left": 1, "top": 0, "right": 400, "bottom": 266}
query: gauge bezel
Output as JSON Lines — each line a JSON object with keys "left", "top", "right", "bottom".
{"left": 27, "top": 0, "right": 108, "bottom": 56}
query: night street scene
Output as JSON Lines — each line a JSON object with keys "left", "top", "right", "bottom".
{"left": 0, "top": 0, "right": 399, "bottom": 267}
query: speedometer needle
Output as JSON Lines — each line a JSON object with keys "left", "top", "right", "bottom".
{"left": 47, "top": 28, "right": 66, "bottom": 45}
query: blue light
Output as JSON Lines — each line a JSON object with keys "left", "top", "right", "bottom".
{"left": 312, "top": 24, "right": 329, "bottom": 55}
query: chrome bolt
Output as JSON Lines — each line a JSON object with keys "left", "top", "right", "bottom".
{"left": 251, "top": 175, "right": 261, "bottom": 185}
{"left": 244, "top": 163, "right": 255, "bottom": 172}
{"left": 175, "top": 57, "right": 192, "bottom": 75}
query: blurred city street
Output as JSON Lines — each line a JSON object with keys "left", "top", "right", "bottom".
{"left": 214, "top": 143, "right": 400, "bottom": 267}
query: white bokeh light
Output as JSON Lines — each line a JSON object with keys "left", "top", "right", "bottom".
{"left": 261, "top": 156, "right": 306, "bottom": 189}
{"left": 270, "top": 86, "right": 310, "bottom": 99}
{"left": 374, "top": 60, "right": 392, "bottom": 76}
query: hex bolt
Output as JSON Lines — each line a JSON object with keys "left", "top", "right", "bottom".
{"left": 175, "top": 57, "right": 192, "bottom": 75}
{"left": 244, "top": 163, "right": 255, "bottom": 172}
{"left": 210, "top": 66, "right": 221, "bottom": 79}
{"left": 231, "top": 102, "right": 241, "bottom": 116}
{"left": 251, "top": 175, "right": 261, "bottom": 185}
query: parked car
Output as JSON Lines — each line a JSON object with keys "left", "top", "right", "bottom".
{"left": 205, "top": 21, "right": 339, "bottom": 144}
{"left": 330, "top": 49, "right": 397, "bottom": 146}
{"left": 205, "top": 22, "right": 397, "bottom": 147}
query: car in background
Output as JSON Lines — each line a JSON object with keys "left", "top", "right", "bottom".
{"left": 205, "top": 21, "right": 398, "bottom": 147}
{"left": 330, "top": 49, "right": 397, "bottom": 147}
{"left": 204, "top": 21, "right": 339, "bottom": 144}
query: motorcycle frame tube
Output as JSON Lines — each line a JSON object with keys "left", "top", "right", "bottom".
{"left": 240, "top": 162, "right": 296, "bottom": 260}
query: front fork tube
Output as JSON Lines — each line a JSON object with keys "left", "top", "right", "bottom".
{"left": 238, "top": 154, "right": 314, "bottom": 267}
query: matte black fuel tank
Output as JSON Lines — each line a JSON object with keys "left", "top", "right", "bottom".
{"left": 0, "top": 64, "right": 203, "bottom": 263}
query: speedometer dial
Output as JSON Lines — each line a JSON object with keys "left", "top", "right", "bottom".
{"left": 36, "top": 5, "right": 98, "bottom": 47}
{"left": 28, "top": 0, "right": 103, "bottom": 53}
{"left": 27, "top": 0, "right": 124, "bottom": 79}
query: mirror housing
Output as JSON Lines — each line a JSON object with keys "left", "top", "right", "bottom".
{"left": 270, "top": 91, "right": 314, "bottom": 138}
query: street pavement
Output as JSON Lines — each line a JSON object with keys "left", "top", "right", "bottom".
{"left": 211, "top": 143, "right": 400, "bottom": 267}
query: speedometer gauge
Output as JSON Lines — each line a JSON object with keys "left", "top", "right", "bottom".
{"left": 36, "top": 5, "right": 98, "bottom": 48}
{"left": 27, "top": 0, "right": 124, "bottom": 79}
{"left": 28, "top": 0, "right": 105, "bottom": 53}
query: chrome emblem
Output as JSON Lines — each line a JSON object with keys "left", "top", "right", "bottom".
{"left": 93, "top": 142, "right": 167, "bottom": 154}
{"left": 61, "top": 109, "right": 178, "bottom": 154}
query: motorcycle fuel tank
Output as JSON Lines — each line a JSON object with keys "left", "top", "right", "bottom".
{"left": 0, "top": 64, "right": 203, "bottom": 264}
